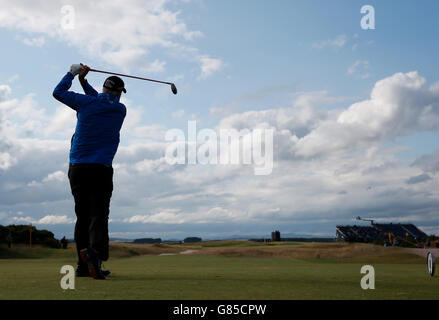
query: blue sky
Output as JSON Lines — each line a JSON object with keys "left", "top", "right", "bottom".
{"left": 0, "top": 0, "right": 439, "bottom": 240}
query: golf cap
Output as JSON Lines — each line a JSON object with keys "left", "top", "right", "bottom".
{"left": 103, "top": 76, "right": 127, "bottom": 93}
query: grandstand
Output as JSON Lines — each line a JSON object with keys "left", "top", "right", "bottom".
{"left": 336, "top": 218, "right": 427, "bottom": 243}
{"left": 336, "top": 225, "right": 380, "bottom": 243}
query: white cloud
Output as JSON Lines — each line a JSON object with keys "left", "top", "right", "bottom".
{"left": 295, "top": 71, "right": 439, "bottom": 157}
{"left": 312, "top": 34, "right": 347, "bottom": 49}
{"left": 171, "top": 109, "right": 185, "bottom": 118}
{"left": 123, "top": 206, "right": 241, "bottom": 225}
{"left": 143, "top": 59, "right": 167, "bottom": 73}
{"left": 198, "top": 55, "right": 225, "bottom": 79}
{"left": 347, "top": 60, "right": 370, "bottom": 79}
{"left": 38, "top": 215, "right": 73, "bottom": 225}
{"left": 120, "top": 103, "right": 143, "bottom": 134}
{"left": 132, "top": 124, "right": 167, "bottom": 140}
{"left": 43, "top": 171, "right": 67, "bottom": 183}
{"left": 12, "top": 215, "right": 74, "bottom": 225}
{"left": 0, "top": 0, "right": 215, "bottom": 74}
{"left": 183, "top": 30, "right": 204, "bottom": 41}
{"left": 12, "top": 216, "right": 35, "bottom": 224}
{"left": 0, "top": 85, "right": 11, "bottom": 102}
{"left": 7, "top": 74, "right": 19, "bottom": 83}
{"left": 294, "top": 91, "right": 352, "bottom": 109}
{"left": 44, "top": 107, "right": 76, "bottom": 137}
{"left": 135, "top": 157, "right": 174, "bottom": 174}
{"left": 2, "top": 93, "right": 45, "bottom": 125}
{"left": 124, "top": 209, "right": 185, "bottom": 224}
{"left": 21, "top": 36, "right": 45, "bottom": 47}
{"left": 0, "top": 152, "right": 15, "bottom": 170}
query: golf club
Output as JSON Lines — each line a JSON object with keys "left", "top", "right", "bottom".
{"left": 88, "top": 67, "right": 178, "bottom": 95}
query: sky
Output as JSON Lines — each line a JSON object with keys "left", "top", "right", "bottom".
{"left": 0, "top": 0, "right": 439, "bottom": 240}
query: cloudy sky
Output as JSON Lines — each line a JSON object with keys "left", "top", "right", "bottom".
{"left": 1, "top": 0, "right": 439, "bottom": 240}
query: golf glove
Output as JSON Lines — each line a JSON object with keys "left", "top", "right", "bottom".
{"left": 69, "top": 64, "right": 83, "bottom": 77}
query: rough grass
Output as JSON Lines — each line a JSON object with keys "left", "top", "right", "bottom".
{"left": 192, "top": 242, "right": 424, "bottom": 264}
{"left": 0, "top": 241, "right": 425, "bottom": 264}
{"left": 0, "top": 242, "right": 196, "bottom": 259}
{"left": 0, "top": 245, "right": 76, "bottom": 259}
{"left": 197, "top": 240, "right": 263, "bottom": 248}
{"left": 108, "top": 243, "right": 183, "bottom": 258}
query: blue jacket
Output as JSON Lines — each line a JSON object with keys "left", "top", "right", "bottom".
{"left": 53, "top": 72, "right": 126, "bottom": 166}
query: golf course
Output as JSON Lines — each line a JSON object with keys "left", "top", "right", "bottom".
{"left": 0, "top": 241, "right": 437, "bottom": 300}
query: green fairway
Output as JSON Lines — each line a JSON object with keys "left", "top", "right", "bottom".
{"left": 0, "top": 243, "right": 438, "bottom": 300}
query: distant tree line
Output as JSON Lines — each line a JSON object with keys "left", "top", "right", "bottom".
{"left": 184, "top": 237, "right": 202, "bottom": 243}
{"left": 0, "top": 225, "right": 61, "bottom": 248}
{"left": 133, "top": 237, "right": 203, "bottom": 244}
{"left": 250, "top": 237, "right": 335, "bottom": 243}
{"left": 133, "top": 238, "right": 162, "bottom": 244}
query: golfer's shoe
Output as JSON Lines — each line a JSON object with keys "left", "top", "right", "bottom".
{"left": 101, "top": 266, "right": 111, "bottom": 277}
{"left": 76, "top": 263, "right": 90, "bottom": 277}
{"left": 79, "top": 248, "right": 106, "bottom": 280}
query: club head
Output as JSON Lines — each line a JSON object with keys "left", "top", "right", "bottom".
{"left": 171, "top": 83, "right": 178, "bottom": 95}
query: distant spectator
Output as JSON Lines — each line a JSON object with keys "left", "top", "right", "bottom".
{"left": 61, "top": 236, "right": 69, "bottom": 249}
{"left": 6, "top": 232, "right": 12, "bottom": 249}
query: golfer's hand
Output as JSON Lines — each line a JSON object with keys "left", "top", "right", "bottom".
{"left": 78, "top": 63, "right": 90, "bottom": 80}
{"left": 69, "top": 64, "right": 83, "bottom": 77}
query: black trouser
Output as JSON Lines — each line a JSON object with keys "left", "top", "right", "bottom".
{"left": 68, "top": 163, "right": 113, "bottom": 263}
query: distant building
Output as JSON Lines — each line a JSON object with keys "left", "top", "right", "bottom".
{"left": 271, "top": 230, "right": 281, "bottom": 242}
{"left": 184, "top": 237, "right": 202, "bottom": 243}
